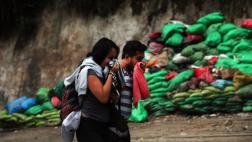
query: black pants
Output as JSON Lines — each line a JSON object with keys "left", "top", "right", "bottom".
{"left": 108, "top": 105, "right": 131, "bottom": 142}
{"left": 108, "top": 125, "right": 130, "bottom": 142}
{"left": 76, "top": 117, "right": 108, "bottom": 142}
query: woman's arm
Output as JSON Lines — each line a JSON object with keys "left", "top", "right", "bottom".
{"left": 87, "top": 73, "right": 114, "bottom": 104}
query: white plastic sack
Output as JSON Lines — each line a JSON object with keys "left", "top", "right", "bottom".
{"left": 61, "top": 125, "right": 75, "bottom": 142}
{"left": 62, "top": 111, "right": 81, "bottom": 132}
{"left": 172, "top": 53, "right": 191, "bottom": 64}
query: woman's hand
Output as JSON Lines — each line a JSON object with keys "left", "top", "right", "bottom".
{"left": 110, "top": 62, "right": 119, "bottom": 74}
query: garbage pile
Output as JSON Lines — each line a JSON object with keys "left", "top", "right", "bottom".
{"left": 141, "top": 12, "right": 252, "bottom": 119}
{"left": 0, "top": 81, "right": 64, "bottom": 129}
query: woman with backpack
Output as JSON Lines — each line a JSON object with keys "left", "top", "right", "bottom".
{"left": 62, "top": 37, "right": 120, "bottom": 142}
{"left": 75, "top": 37, "right": 120, "bottom": 142}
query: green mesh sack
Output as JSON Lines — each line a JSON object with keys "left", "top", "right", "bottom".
{"left": 219, "top": 23, "right": 237, "bottom": 35}
{"left": 243, "top": 106, "right": 252, "bottom": 112}
{"left": 145, "top": 70, "right": 168, "bottom": 81}
{"left": 161, "top": 23, "right": 186, "bottom": 41}
{"left": 176, "top": 101, "right": 188, "bottom": 106}
{"left": 220, "top": 39, "right": 239, "bottom": 48}
{"left": 167, "top": 70, "right": 194, "bottom": 92}
{"left": 166, "top": 62, "right": 179, "bottom": 71}
{"left": 150, "top": 93, "right": 167, "bottom": 97}
{"left": 165, "top": 33, "right": 184, "bottom": 46}
{"left": 36, "top": 87, "right": 50, "bottom": 96}
{"left": 142, "top": 98, "right": 152, "bottom": 108}
{"left": 172, "top": 97, "right": 185, "bottom": 103}
{"left": 206, "top": 23, "right": 223, "bottom": 35}
{"left": 200, "top": 90, "right": 213, "bottom": 96}
{"left": 152, "top": 104, "right": 163, "bottom": 112}
{"left": 186, "top": 23, "right": 206, "bottom": 34}
{"left": 217, "top": 45, "right": 232, "bottom": 53}
{"left": 148, "top": 82, "right": 168, "bottom": 91}
{"left": 212, "top": 100, "right": 226, "bottom": 106}
{"left": 223, "top": 28, "right": 251, "bottom": 42}
{"left": 185, "top": 96, "right": 203, "bottom": 104}
{"left": 25, "top": 105, "right": 43, "bottom": 116}
{"left": 209, "top": 106, "right": 223, "bottom": 112}
{"left": 128, "top": 101, "right": 148, "bottom": 122}
{"left": 193, "top": 59, "right": 208, "bottom": 66}
{"left": 214, "top": 96, "right": 229, "bottom": 102}
{"left": 232, "top": 39, "right": 252, "bottom": 53}
{"left": 150, "top": 87, "right": 169, "bottom": 94}
{"left": 237, "top": 84, "right": 252, "bottom": 99}
{"left": 217, "top": 39, "right": 240, "bottom": 54}
{"left": 244, "top": 100, "right": 252, "bottom": 106}
{"left": 181, "top": 46, "right": 194, "bottom": 57}
{"left": 191, "top": 51, "right": 204, "bottom": 62}
{"left": 189, "top": 92, "right": 204, "bottom": 97}
{"left": 197, "top": 12, "right": 225, "bottom": 26}
{"left": 205, "top": 94, "right": 220, "bottom": 100}
{"left": 204, "top": 32, "right": 222, "bottom": 47}
{"left": 188, "top": 89, "right": 201, "bottom": 93}
{"left": 226, "top": 96, "right": 242, "bottom": 105}
{"left": 165, "top": 107, "right": 175, "bottom": 112}
{"left": 203, "top": 86, "right": 222, "bottom": 93}
{"left": 143, "top": 97, "right": 165, "bottom": 107}
{"left": 222, "top": 92, "right": 234, "bottom": 97}
{"left": 236, "top": 52, "right": 252, "bottom": 64}
{"left": 215, "top": 57, "right": 239, "bottom": 69}
{"left": 42, "top": 101, "right": 54, "bottom": 111}
{"left": 226, "top": 52, "right": 234, "bottom": 58}
{"left": 157, "top": 100, "right": 171, "bottom": 108}
{"left": 149, "top": 97, "right": 166, "bottom": 103}
{"left": 54, "top": 81, "right": 65, "bottom": 99}
{"left": 225, "top": 102, "right": 241, "bottom": 106}
{"left": 223, "top": 105, "right": 242, "bottom": 113}
{"left": 36, "top": 88, "right": 50, "bottom": 103}
{"left": 192, "top": 100, "right": 211, "bottom": 107}
{"left": 194, "top": 107, "right": 209, "bottom": 114}
{"left": 153, "top": 109, "right": 168, "bottom": 117}
{"left": 182, "top": 42, "right": 208, "bottom": 56}
{"left": 162, "top": 100, "right": 174, "bottom": 108}
{"left": 173, "top": 92, "right": 191, "bottom": 99}
{"left": 192, "top": 42, "right": 209, "bottom": 52}
{"left": 224, "top": 86, "right": 235, "bottom": 92}
{"left": 179, "top": 104, "right": 194, "bottom": 111}
{"left": 208, "top": 48, "right": 218, "bottom": 55}
{"left": 144, "top": 73, "right": 152, "bottom": 81}
{"left": 148, "top": 77, "right": 167, "bottom": 85}
{"left": 233, "top": 64, "right": 252, "bottom": 75}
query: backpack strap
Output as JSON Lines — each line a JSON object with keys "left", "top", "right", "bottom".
{"left": 76, "top": 65, "right": 86, "bottom": 107}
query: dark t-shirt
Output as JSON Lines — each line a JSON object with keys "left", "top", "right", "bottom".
{"left": 80, "top": 69, "right": 110, "bottom": 122}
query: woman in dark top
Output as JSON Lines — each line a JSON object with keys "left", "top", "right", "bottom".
{"left": 76, "top": 37, "right": 119, "bottom": 142}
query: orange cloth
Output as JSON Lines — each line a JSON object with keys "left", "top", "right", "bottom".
{"left": 133, "top": 62, "right": 150, "bottom": 107}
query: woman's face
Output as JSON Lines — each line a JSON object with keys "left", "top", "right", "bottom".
{"left": 101, "top": 48, "right": 118, "bottom": 68}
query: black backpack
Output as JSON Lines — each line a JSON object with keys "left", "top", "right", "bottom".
{"left": 60, "top": 66, "right": 85, "bottom": 121}
{"left": 60, "top": 82, "right": 80, "bottom": 121}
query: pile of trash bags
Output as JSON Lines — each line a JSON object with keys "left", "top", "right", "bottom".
{"left": 0, "top": 81, "right": 64, "bottom": 129}
{"left": 140, "top": 12, "right": 252, "bottom": 120}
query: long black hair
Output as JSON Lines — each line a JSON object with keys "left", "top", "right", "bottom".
{"left": 87, "top": 37, "right": 119, "bottom": 65}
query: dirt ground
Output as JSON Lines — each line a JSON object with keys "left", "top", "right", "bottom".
{"left": 1, "top": 113, "right": 252, "bottom": 142}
